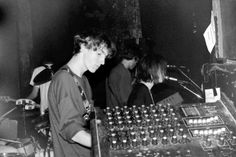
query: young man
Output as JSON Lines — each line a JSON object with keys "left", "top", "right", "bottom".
{"left": 48, "top": 33, "right": 114, "bottom": 157}
{"left": 106, "top": 43, "right": 139, "bottom": 108}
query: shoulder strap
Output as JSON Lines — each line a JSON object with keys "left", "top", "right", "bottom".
{"left": 61, "top": 67, "right": 92, "bottom": 121}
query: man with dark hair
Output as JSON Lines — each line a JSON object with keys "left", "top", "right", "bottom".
{"left": 48, "top": 32, "right": 114, "bottom": 157}
{"left": 106, "top": 43, "right": 139, "bottom": 108}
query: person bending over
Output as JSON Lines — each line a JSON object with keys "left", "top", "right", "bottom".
{"left": 48, "top": 32, "right": 114, "bottom": 157}
{"left": 127, "top": 54, "right": 167, "bottom": 107}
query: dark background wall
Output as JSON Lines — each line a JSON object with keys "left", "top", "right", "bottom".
{"left": 0, "top": 0, "right": 214, "bottom": 109}
{"left": 0, "top": 0, "right": 85, "bottom": 99}
{"left": 139, "top": 0, "right": 212, "bottom": 86}
{"left": 0, "top": 0, "right": 19, "bottom": 97}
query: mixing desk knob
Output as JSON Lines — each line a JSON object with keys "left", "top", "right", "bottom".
{"left": 155, "top": 118, "right": 160, "bottom": 125}
{"left": 106, "top": 112, "right": 112, "bottom": 117}
{"left": 162, "top": 136, "right": 168, "bottom": 145}
{"left": 164, "top": 118, "right": 169, "bottom": 126}
{"left": 131, "top": 139, "right": 138, "bottom": 147}
{"left": 172, "top": 117, "right": 178, "bottom": 126}
{"left": 140, "top": 131, "right": 146, "bottom": 139}
{"left": 193, "top": 129, "right": 199, "bottom": 137}
{"left": 127, "top": 120, "right": 132, "bottom": 128}
{"left": 111, "top": 140, "right": 117, "bottom": 149}
{"left": 137, "top": 119, "right": 142, "bottom": 127}
{"left": 171, "top": 112, "right": 176, "bottom": 117}
{"left": 130, "top": 132, "right": 136, "bottom": 139}
{"left": 162, "top": 113, "right": 167, "bottom": 119}
{"left": 176, "top": 123, "right": 181, "bottom": 129}
{"left": 232, "top": 136, "right": 236, "bottom": 144}
{"left": 143, "top": 110, "right": 148, "bottom": 114}
{"left": 146, "top": 118, "right": 151, "bottom": 126}
{"left": 115, "top": 111, "right": 121, "bottom": 116}
{"left": 159, "top": 129, "right": 164, "bottom": 137}
{"left": 108, "top": 116, "right": 113, "bottom": 121}
{"left": 125, "top": 115, "right": 131, "bottom": 120}
{"left": 182, "top": 134, "right": 188, "bottom": 143}
{"left": 117, "top": 116, "right": 122, "bottom": 121}
{"left": 151, "top": 109, "right": 156, "bottom": 114}
{"left": 178, "top": 128, "right": 184, "bottom": 136}
{"left": 171, "top": 135, "right": 178, "bottom": 144}
{"left": 206, "top": 137, "right": 212, "bottom": 147}
{"left": 175, "top": 150, "right": 181, "bottom": 157}
{"left": 108, "top": 121, "right": 114, "bottom": 126}
{"left": 157, "top": 125, "right": 162, "bottom": 131}
{"left": 148, "top": 125, "right": 154, "bottom": 131}
{"left": 218, "top": 136, "right": 225, "bottom": 145}
{"left": 153, "top": 113, "right": 158, "bottom": 119}
{"left": 167, "top": 124, "right": 172, "bottom": 129}
{"left": 135, "top": 114, "right": 140, "bottom": 120}
{"left": 152, "top": 137, "right": 158, "bottom": 145}
{"left": 121, "top": 139, "right": 128, "bottom": 148}
{"left": 142, "top": 138, "right": 148, "bottom": 146}
{"left": 118, "top": 120, "right": 123, "bottom": 128}
{"left": 169, "top": 108, "right": 174, "bottom": 113}
{"left": 169, "top": 128, "right": 174, "bottom": 137}
{"left": 160, "top": 108, "right": 165, "bottom": 114}
{"left": 124, "top": 110, "right": 130, "bottom": 115}
{"left": 186, "top": 149, "right": 191, "bottom": 157}
{"left": 149, "top": 130, "right": 155, "bottom": 138}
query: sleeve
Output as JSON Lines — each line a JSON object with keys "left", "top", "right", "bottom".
{"left": 109, "top": 68, "right": 132, "bottom": 105}
{"left": 54, "top": 73, "right": 87, "bottom": 142}
{"left": 29, "top": 66, "right": 45, "bottom": 86}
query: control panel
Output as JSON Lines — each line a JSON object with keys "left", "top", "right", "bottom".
{"left": 94, "top": 94, "right": 236, "bottom": 157}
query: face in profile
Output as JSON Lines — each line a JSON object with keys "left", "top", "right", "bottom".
{"left": 129, "top": 57, "right": 138, "bottom": 70}
{"left": 84, "top": 43, "right": 109, "bottom": 73}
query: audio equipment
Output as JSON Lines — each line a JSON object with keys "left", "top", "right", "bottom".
{"left": 93, "top": 93, "right": 236, "bottom": 157}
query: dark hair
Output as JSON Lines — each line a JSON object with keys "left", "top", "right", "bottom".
{"left": 73, "top": 32, "right": 116, "bottom": 58}
{"left": 119, "top": 39, "right": 140, "bottom": 60}
{"left": 136, "top": 54, "right": 167, "bottom": 82}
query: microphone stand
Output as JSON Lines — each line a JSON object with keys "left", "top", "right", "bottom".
{"left": 176, "top": 68, "right": 204, "bottom": 100}
{"left": 178, "top": 81, "right": 203, "bottom": 100}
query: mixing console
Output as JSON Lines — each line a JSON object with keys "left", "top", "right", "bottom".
{"left": 94, "top": 93, "right": 236, "bottom": 157}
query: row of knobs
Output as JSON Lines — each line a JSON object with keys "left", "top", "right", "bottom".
{"left": 110, "top": 134, "right": 190, "bottom": 149}
{"left": 192, "top": 127, "right": 227, "bottom": 137}
{"left": 105, "top": 105, "right": 180, "bottom": 131}
{"left": 109, "top": 127, "right": 190, "bottom": 149}
{"left": 186, "top": 115, "right": 221, "bottom": 126}
{"left": 105, "top": 104, "right": 174, "bottom": 118}
{"left": 107, "top": 116, "right": 180, "bottom": 130}
{"left": 202, "top": 135, "right": 236, "bottom": 147}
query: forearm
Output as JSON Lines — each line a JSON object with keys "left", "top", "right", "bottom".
{"left": 27, "top": 87, "right": 39, "bottom": 100}
{"left": 72, "top": 130, "right": 91, "bottom": 147}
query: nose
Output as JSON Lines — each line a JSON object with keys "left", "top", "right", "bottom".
{"left": 100, "top": 56, "right": 106, "bottom": 65}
